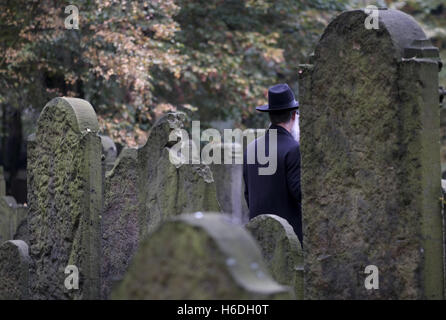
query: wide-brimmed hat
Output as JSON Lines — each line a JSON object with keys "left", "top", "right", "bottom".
{"left": 256, "top": 83, "right": 299, "bottom": 112}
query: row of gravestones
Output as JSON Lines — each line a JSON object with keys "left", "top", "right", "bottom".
{"left": 0, "top": 96, "right": 303, "bottom": 299}
{"left": 1, "top": 7, "right": 444, "bottom": 300}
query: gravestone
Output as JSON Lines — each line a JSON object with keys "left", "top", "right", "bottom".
{"left": 0, "top": 194, "right": 28, "bottom": 244}
{"left": 210, "top": 143, "right": 248, "bottom": 223}
{"left": 246, "top": 214, "right": 303, "bottom": 299}
{"left": 0, "top": 196, "right": 17, "bottom": 243}
{"left": 100, "top": 135, "right": 118, "bottom": 172}
{"left": 0, "top": 240, "right": 31, "bottom": 299}
{"left": 27, "top": 97, "right": 102, "bottom": 299}
{"left": 137, "top": 113, "right": 220, "bottom": 236}
{"left": 112, "top": 213, "right": 292, "bottom": 299}
{"left": 12, "top": 204, "right": 28, "bottom": 242}
{"left": 299, "top": 9, "right": 443, "bottom": 299}
{"left": 101, "top": 147, "right": 139, "bottom": 299}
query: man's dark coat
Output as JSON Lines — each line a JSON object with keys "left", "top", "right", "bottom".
{"left": 243, "top": 124, "right": 302, "bottom": 244}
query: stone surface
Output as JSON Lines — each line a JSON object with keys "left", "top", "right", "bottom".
{"left": 12, "top": 204, "right": 28, "bottom": 243}
{"left": 0, "top": 196, "right": 17, "bottom": 243}
{"left": 101, "top": 147, "right": 139, "bottom": 299}
{"left": 299, "top": 9, "right": 443, "bottom": 299}
{"left": 0, "top": 195, "right": 28, "bottom": 244}
{"left": 100, "top": 135, "right": 118, "bottom": 172}
{"left": 210, "top": 143, "right": 248, "bottom": 223}
{"left": 137, "top": 113, "right": 220, "bottom": 236}
{"left": 0, "top": 240, "right": 31, "bottom": 299}
{"left": 112, "top": 213, "right": 292, "bottom": 299}
{"left": 246, "top": 214, "right": 303, "bottom": 299}
{"left": 27, "top": 97, "right": 102, "bottom": 299}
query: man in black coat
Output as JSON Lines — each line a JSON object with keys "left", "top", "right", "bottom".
{"left": 243, "top": 83, "right": 302, "bottom": 245}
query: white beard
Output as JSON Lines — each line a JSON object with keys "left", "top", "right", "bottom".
{"left": 290, "top": 114, "right": 300, "bottom": 143}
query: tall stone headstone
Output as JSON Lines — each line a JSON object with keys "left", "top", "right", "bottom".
{"left": 210, "top": 143, "right": 248, "bottom": 223}
{"left": 137, "top": 113, "right": 220, "bottom": 236}
{"left": 246, "top": 214, "right": 303, "bottom": 299}
{"left": 299, "top": 9, "right": 443, "bottom": 299}
{"left": 112, "top": 213, "right": 292, "bottom": 299}
{"left": 0, "top": 240, "right": 31, "bottom": 299}
{"left": 27, "top": 97, "right": 102, "bottom": 299}
{"left": 101, "top": 147, "right": 139, "bottom": 299}
{"left": 100, "top": 135, "right": 118, "bottom": 172}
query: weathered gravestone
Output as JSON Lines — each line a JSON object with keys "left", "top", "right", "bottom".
{"left": 101, "top": 113, "right": 220, "bottom": 299}
{"left": 112, "top": 213, "right": 292, "bottom": 299}
{"left": 12, "top": 204, "right": 28, "bottom": 242}
{"left": 0, "top": 196, "right": 17, "bottom": 243}
{"left": 0, "top": 240, "right": 31, "bottom": 299}
{"left": 0, "top": 196, "right": 28, "bottom": 243}
{"left": 101, "top": 147, "right": 138, "bottom": 299}
{"left": 299, "top": 9, "right": 443, "bottom": 299}
{"left": 210, "top": 143, "right": 248, "bottom": 223}
{"left": 0, "top": 163, "right": 28, "bottom": 244}
{"left": 137, "top": 113, "right": 220, "bottom": 236}
{"left": 27, "top": 97, "right": 102, "bottom": 299}
{"left": 100, "top": 135, "right": 118, "bottom": 172}
{"left": 246, "top": 214, "right": 303, "bottom": 299}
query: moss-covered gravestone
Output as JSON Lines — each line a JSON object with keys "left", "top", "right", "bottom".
{"left": 101, "top": 148, "right": 138, "bottom": 299}
{"left": 246, "top": 214, "right": 303, "bottom": 299}
{"left": 27, "top": 97, "right": 102, "bottom": 299}
{"left": 137, "top": 113, "right": 220, "bottom": 236}
{"left": 112, "top": 213, "right": 292, "bottom": 299}
{"left": 0, "top": 240, "right": 31, "bottom": 299}
{"left": 299, "top": 9, "right": 443, "bottom": 299}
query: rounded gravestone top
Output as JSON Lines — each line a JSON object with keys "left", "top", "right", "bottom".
{"left": 246, "top": 214, "right": 302, "bottom": 259}
{"left": 38, "top": 97, "right": 99, "bottom": 134}
{"left": 2, "top": 240, "right": 31, "bottom": 261}
{"left": 112, "top": 213, "right": 292, "bottom": 299}
{"left": 317, "top": 9, "right": 428, "bottom": 61}
{"left": 100, "top": 135, "right": 118, "bottom": 164}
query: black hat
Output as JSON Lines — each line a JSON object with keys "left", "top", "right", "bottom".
{"left": 256, "top": 83, "right": 299, "bottom": 112}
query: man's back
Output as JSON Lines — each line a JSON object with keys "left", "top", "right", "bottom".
{"left": 243, "top": 124, "right": 302, "bottom": 244}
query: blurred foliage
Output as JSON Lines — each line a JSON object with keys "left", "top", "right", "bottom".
{"left": 0, "top": 0, "right": 445, "bottom": 147}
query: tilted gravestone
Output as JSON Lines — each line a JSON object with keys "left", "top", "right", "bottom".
{"left": 101, "top": 147, "right": 138, "bottom": 299}
{"left": 246, "top": 214, "right": 303, "bottom": 299}
{"left": 299, "top": 9, "right": 443, "bottom": 299}
{"left": 27, "top": 97, "right": 102, "bottom": 299}
{"left": 112, "top": 213, "right": 292, "bottom": 299}
{"left": 0, "top": 240, "right": 31, "bottom": 299}
{"left": 137, "top": 113, "right": 220, "bottom": 236}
